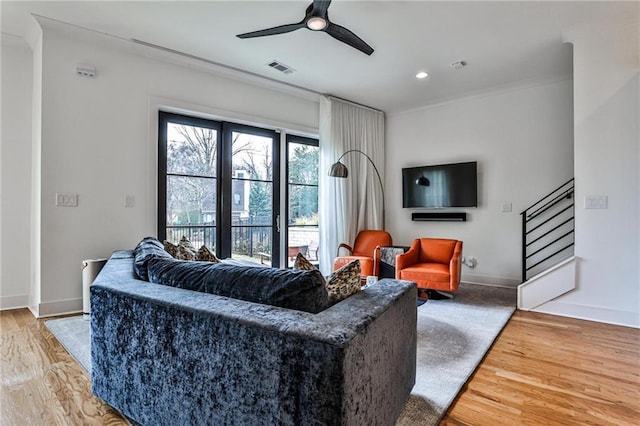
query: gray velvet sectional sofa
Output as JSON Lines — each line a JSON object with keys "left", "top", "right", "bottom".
{"left": 90, "top": 247, "right": 417, "bottom": 426}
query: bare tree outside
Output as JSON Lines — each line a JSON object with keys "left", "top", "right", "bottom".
{"left": 164, "top": 123, "right": 319, "bottom": 264}
{"left": 166, "top": 124, "right": 251, "bottom": 247}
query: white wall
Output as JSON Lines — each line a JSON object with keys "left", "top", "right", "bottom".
{"left": 0, "top": 35, "right": 33, "bottom": 309}
{"left": 534, "top": 16, "right": 639, "bottom": 327}
{"left": 30, "top": 24, "right": 319, "bottom": 315}
{"left": 386, "top": 79, "right": 574, "bottom": 286}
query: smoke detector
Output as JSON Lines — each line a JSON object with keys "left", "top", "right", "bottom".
{"left": 450, "top": 61, "right": 467, "bottom": 70}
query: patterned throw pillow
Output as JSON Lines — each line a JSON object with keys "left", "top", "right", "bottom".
{"left": 164, "top": 238, "right": 220, "bottom": 263}
{"left": 196, "top": 245, "right": 220, "bottom": 263}
{"left": 293, "top": 252, "right": 315, "bottom": 270}
{"left": 176, "top": 236, "right": 197, "bottom": 260}
{"left": 163, "top": 240, "right": 178, "bottom": 257}
{"left": 325, "top": 259, "right": 361, "bottom": 305}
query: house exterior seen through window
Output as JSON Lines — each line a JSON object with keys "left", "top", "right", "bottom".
{"left": 158, "top": 111, "right": 319, "bottom": 267}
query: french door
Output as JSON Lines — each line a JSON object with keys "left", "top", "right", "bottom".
{"left": 286, "top": 134, "right": 319, "bottom": 266}
{"left": 158, "top": 112, "right": 281, "bottom": 265}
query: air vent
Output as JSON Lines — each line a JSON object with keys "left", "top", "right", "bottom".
{"left": 267, "top": 60, "right": 295, "bottom": 74}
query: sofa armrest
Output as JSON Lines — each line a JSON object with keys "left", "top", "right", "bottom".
{"left": 395, "top": 239, "right": 420, "bottom": 278}
{"left": 336, "top": 242, "right": 353, "bottom": 257}
{"left": 450, "top": 240, "right": 463, "bottom": 288}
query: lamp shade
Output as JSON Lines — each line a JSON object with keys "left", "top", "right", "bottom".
{"left": 328, "top": 149, "right": 385, "bottom": 229}
{"left": 329, "top": 161, "right": 349, "bottom": 178}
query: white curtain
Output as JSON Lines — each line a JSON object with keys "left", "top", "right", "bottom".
{"left": 318, "top": 96, "right": 385, "bottom": 274}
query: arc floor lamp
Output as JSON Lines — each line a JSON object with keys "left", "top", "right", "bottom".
{"left": 328, "top": 149, "right": 385, "bottom": 229}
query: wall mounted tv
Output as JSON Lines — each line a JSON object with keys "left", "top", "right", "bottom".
{"left": 402, "top": 161, "right": 477, "bottom": 208}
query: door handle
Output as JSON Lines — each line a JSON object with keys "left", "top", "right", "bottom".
{"left": 275, "top": 214, "right": 281, "bottom": 233}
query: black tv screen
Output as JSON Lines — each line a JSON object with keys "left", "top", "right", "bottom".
{"left": 402, "top": 161, "right": 477, "bottom": 208}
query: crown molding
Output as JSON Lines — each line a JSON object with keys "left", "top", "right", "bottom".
{"left": 389, "top": 72, "right": 573, "bottom": 117}
{"left": 32, "top": 14, "right": 321, "bottom": 104}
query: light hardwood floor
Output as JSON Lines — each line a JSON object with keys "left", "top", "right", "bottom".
{"left": 1, "top": 308, "right": 638, "bottom": 425}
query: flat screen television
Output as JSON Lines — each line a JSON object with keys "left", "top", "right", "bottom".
{"left": 402, "top": 161, "right": 477, "bottom": 208}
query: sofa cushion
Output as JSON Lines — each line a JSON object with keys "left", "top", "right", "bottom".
{"left": 164, "top": 238, "right": 220, "bottom": 263}
{"left": 163, "top": 240, "right": 178, "bottom": 257}
{"left": 133, "top": 237, "right": 174, "bottom": 281}
{"left": 419, "top": 239, "right": 457, "bottom": 265}
{"left": 176, "top": 236, "right": 197, "bottom": 260}
{"left": 399, "top": 263, "right": 451, "bottom": 283}
{"left": 147, "top": 258, "right": 330, "bottom": 313}
{"left": 196, "top": 245, "right": 220, "bottom": 263}
{"left": 293, "top": 252, "right": 316, "bottom": 270}
{"left": 294, "top": 254, "right": 361, "bottom": 305}
{"left": 326, "top": 260, "right": 361, "bottom": 305}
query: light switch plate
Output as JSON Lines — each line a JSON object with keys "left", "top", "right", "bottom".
{"left": 584, "top": 195, "right": 607, "bottom": 209}
{"left": 56, "top": 193, "right": 78, "bottom": 207}
{"left": 124, "top": 195, "right": 135, "bottom": 208}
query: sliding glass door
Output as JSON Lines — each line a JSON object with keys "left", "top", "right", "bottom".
{"left": 225, "top": 124, "right": 280, "bottom": 266}
{"left": 286, "top": 135, "right": 319, "bottom": 267}
{"left": 159, "top": 112, "right": 318, "bottom": 268}
{"left": 159, "top": 113, "right": 220, "bottom": 250}
{"left": 158, "top": 113, "right": 280, "bottom": 265}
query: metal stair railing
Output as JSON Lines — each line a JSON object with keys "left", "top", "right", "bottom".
{"left": 521, "top": 178, "right": 575, "bottom": 282}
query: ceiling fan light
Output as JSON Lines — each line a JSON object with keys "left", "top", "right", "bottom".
{"left": 307, "top": 17, "right": 327, "bottom": 31}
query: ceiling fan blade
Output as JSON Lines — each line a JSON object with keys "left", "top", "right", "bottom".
{"left": 237, "top": 22, "right": 305, "bottom": 39}
{"left": 325, "top": 22, "right": 374, "bottom": 55}
{"left": 311, "top": 0, "right": 331, "bottom": 17}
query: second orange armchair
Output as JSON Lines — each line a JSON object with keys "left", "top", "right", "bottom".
{"left": 396, "top": 238, "right": 463, "bottom": 296}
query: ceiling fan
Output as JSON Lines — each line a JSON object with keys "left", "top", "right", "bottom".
{"left": 236, "top": 0, "right": 374, "bottom": 56}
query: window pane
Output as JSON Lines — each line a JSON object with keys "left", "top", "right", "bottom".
{"left": 230, "top": 131, "right": 274, "bottom": 265}
{"left": 166, "top": 226, "right": 215, "bottom": 250}
{"left": 231, "top": 226, "right": 272, "bottom": 265}
{"left": 288, "top": 185, "right": 318, "bottom": 225}
{"left": 232, "top": 132, "right": 273, "bottom": 182}
{"left": 166, "top": 176, "right": 216, "bottom": 226}
{"left": 230, "top": 181, "right": 273, "bottom": 226}
{"left": 167, "top": 123, "right": 217, "bottom": 177}
{"left": 287, "top": 226, "right": 319, "bottom": 266}
{"left": 288, "top": 143, "right": 319, "bottom": 185}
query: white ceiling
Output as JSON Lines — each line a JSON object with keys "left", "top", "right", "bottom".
{"left": 1, "top": 1, "right": 635, "bottom": 112}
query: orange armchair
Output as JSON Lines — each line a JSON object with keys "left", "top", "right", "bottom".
{"left": 333, "top": 230, "right": 392, "bottom": 278}
{"left": 396, "top": 238, "right": 463, "bottom": 296}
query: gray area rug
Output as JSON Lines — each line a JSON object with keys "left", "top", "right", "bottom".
{"left": 45, "top": 315, "right": 92, "bottom": 373}
{"left": 396, "top": 283, "right": 516, "bottom": 425}
{"left": 45, "top": 283, "right": 515, "bottom": 425}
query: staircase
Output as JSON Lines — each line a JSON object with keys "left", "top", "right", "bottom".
{"left": 518, "top": 178, "right": 576, "bottom": 310}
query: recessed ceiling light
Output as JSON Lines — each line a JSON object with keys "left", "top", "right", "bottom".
{"left": 416, "top": 71, "right": 429, "bottom": 79}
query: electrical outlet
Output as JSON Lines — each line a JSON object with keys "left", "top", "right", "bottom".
{"left": 501, "top": 202, "right": 512, "bottom": 213}
{"left": 462, "top": 256, "right": 477, "bottom": 268}
{"left": 56, "top": 193, "right": 78, "bottom": 207}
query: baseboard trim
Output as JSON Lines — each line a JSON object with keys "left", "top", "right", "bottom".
{"left": 461, "top": 281, "right": 517, "bottom": 290}
{"left": 532, "top": 300, "right": 640, "bottom": 329}
{"left": 0, "top": 294, "right": 30, "bottom": 310}
{"left": 462, "top": 273, "right": 520, "bottom": 288}
{"left": 37, "top": 298, "right": 82, "bottom": 318}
